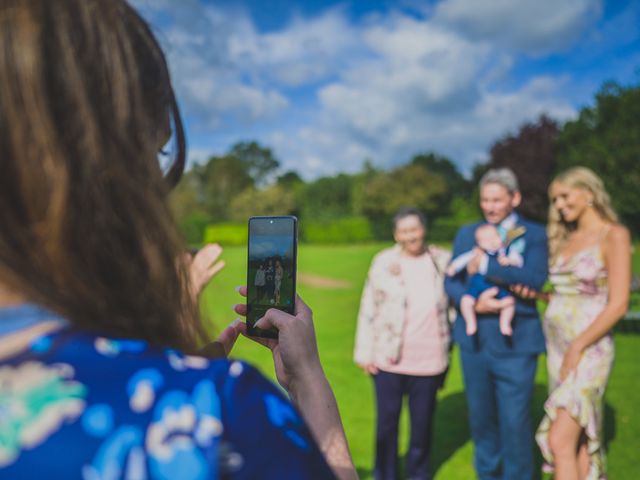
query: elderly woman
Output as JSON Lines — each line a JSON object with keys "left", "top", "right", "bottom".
{"left": 354, "top": 207, "right": 451, "bottom": 480}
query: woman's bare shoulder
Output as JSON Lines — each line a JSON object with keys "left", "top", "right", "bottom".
{"left": 605, "top": 223, "right": 631, "bottom": 245}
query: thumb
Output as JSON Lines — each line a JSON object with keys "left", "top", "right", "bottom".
{"left": 254, "top": 308, "right": 291, "bottom": 331}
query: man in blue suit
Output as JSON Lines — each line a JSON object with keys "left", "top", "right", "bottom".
{"left": 445, "top": 168, "right": 547, "bottom": 480}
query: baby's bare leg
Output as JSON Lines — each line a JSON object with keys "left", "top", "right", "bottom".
{"left": 499, "top": 296, "right": 516, "bottom": 336}
{"left": 460, "top": 295, "right": 477, "bottom": 335}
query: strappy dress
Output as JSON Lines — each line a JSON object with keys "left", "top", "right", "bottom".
{"left": 536, "top": 242, "right": 613, "bottom": 479}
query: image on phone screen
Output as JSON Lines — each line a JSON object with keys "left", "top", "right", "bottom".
{"left": 247, "top": 216, "right": 297, "bottom": 338}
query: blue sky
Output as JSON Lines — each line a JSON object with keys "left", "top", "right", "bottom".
{"left": 132, "top": 0, "right": 640, "bottom": 178}
{"left": 249, "top": 235, "right": 294, "bottom": 261}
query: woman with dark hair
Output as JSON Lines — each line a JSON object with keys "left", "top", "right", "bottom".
{"left": 354, "top": 207, "right": 451, "bottom": 480}
{"left": 0, "top": 1, "right": 355, "bottom": 478}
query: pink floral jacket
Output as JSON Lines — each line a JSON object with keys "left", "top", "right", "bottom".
{"left": 354, "top": 244, "right": 452, "bottom": 367}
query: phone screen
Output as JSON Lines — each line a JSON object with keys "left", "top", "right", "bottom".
{"left": 247, "top": 216, "right": 297, "bottom": 338}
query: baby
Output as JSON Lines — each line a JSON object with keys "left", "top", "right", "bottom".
{"left": 447, "top": 223, "right": 524, "bottom": 336}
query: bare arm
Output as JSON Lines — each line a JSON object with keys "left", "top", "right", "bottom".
{"left": 235, "top": 291, "right": 358, "bottom": 480}
{"left": 447, "top": 249, "right": 477, "bottom": 276}
{"left": 288, "top": 368, "right": 358, "bottom": 480}
{"left": 559, "top": 225, "right": 631, "bottom": 381}
{"left": 573, "top": 225, "right": 631, "bottom": 351}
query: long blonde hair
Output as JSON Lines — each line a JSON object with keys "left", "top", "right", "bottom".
{"left": 547, "top": 167, "right": 618, "bottom": 261}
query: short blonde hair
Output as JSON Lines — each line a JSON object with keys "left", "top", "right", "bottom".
{"left": 547, "top": 167, "right": 618, "bottom": 261}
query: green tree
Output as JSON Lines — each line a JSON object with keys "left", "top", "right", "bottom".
{"left": 299, "top": 174, "right": 355, "bottom": 220}
{"left": 556, "top": 81, "right": 640, "bottom": 233}
{"left": 169, "top": 172, "right": 214, "bottom": 244}
{"left": 194, "top": 154, "right": 253, "bottom": 222}
{"left": 351, "top": 160, "right": 380, "bottom": 216}
{"left": 229, "top": 141, "right": 280, "bottom": 187}
{"left": 360, "top": 163, "right": 448, "bottom": 238}
{"left": 229, "top": 184, "right": 296, "bottom": 221}
{"left": 276, "top": 170, "right": 304, "bottom": 187}
{"left": 486, "top": 115, "right": 559, "bottom": 222}
{"left": 411, "top": 152, "right": 471, "bottom": 199}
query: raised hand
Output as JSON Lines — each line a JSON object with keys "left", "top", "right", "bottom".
{"left": 187, "top": 243, "right": 226, "bottom": 301}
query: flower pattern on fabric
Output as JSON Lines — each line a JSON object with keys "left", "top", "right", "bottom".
{"left": 128, "top": 369, "right": 164, "bottom": 413}
{"left": 1, "top": 322, "right": 336, "bottom": 479}
{"left": 165, "top": 350, "right": 209, "bottom": 371}
{"left": 353, "top": 244, "right": 451, "bottom": 367}
{"left": 95, "top": 338, "right": 147, "bottom": 357}
{"left": 146, "top": 380, "right": 224, "bottom": 479}
{"left": 536, "top": 245, "right": 612, "bottom": 480}
{"left": 0, "top": 362, "right": 86, "bottom": 467}
{"left": 82, "top": 371, "right": 226, "bottom": 480}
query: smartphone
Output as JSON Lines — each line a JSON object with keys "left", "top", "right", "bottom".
{"left": 246, "top": 216, "right": 298, "bottom": 338}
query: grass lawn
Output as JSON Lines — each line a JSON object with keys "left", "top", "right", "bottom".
{"left": 201, "top": 243, "right": 640, "bottom": 479}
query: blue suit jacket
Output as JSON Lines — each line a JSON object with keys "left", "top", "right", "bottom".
{"left": 444, "top": 216, "right": 548, "bottom": 355}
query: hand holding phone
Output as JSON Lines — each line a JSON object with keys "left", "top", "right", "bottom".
{"left": 234, "top": 287, "right": 323, "bottom": 390}
{"left": 246, "top": 216, "right": 297, "bottom": 338}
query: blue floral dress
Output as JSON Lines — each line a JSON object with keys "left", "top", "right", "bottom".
{"left": 0, "top": 305, "right": 336, "bottom": 479}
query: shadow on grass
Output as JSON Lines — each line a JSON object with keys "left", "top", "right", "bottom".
{"left": 604, "top": 402, "right": 616, "bottom": 451}
{"left": 426, "top": 384, "right": 550, "bottom": 479}
{"left": 430, "top": 390, "right": 471, "bottom": 476}
{"left": 358, "top": 391, "right": 473, "bottom": 479}
{"left": 356, "top": 466, "right": 373, "bottom": 479}
{"left": 361, "top": 384, "right": 616, "bottom": 479}
{"left": 532, "top": 383, "right": 548, "bottom": 480}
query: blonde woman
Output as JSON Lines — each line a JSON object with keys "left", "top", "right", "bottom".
{"left": 520, "top": 167, "right": 631, "bottom": 479}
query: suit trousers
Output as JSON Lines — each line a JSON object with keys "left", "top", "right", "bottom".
{"left": 372, "top": 369, "right": 443, "bottom": 480}
{"left": 460, "top": 347, "right": 538, "bottom": 480}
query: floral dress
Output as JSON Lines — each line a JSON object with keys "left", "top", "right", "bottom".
{"left": 536, "top": 244, "right": 613, "bottom": 479}
{"left": 0, "top": 306, "right": 335, "bottom": 479}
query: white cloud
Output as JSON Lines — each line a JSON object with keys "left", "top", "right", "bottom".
{"left": 281, "top": 12, "right": 576, "bottom": 176}
{"left": 228, "top": 6, "right": 361, "bottom": 87}
{"left": 131, "top": 1, "right": 603, "bottom": 178}
{"left": 317, "top": 16, "right": 491, "bottom": 140}
{"left": 287, "top": 73, "right": 575, "bottom": 177}
{"left": 132, "top": 1, "right": 290, "bottom": 129}
{"left": 433, "top": 0, "right": 603, "bottom": 55}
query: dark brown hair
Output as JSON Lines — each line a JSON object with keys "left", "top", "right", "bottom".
{"left": 0, "top": 0, "right": 205, "bottom": 351}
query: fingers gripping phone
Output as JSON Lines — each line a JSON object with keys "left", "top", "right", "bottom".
{"left": 247, "top": 216, "right": 297, "bottom": 338}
